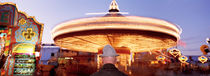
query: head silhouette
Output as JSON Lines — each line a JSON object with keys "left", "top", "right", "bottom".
{"left": 100, "top": 45, "right": 119, "bottom": 64}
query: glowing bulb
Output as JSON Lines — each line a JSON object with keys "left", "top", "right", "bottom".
{"left": 207, "top": 38, "right": 210, "bottom": 44}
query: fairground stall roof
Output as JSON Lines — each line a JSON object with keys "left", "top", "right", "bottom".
{"left": 52, "top": 0, "right": 181, "bottom": 53}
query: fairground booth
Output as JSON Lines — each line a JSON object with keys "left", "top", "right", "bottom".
{"left": 0, "top": 3, "right": 43, "bottom": 75}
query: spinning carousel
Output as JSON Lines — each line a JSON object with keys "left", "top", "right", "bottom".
{"left": 52, "top": 0, "right": 182, "bottom": 73}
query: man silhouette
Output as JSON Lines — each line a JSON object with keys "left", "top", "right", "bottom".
{"left": 91, "top": 45, "right": 128, "bottom": 76}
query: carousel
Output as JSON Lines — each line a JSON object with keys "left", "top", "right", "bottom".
{"left": 52, "top": 0, "right": 182, "bottom": 73}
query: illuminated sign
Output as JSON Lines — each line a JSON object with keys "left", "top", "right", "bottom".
{"left": 12, "top": 43, "right": 35, "bottom": 54}
{"left": 198, "top": 56, "right": 208, "bottom": 64}
{"left": 13, "top": 43, "right": 36, "bottom": 75}
{"left": 178, "top": 56, "right": 188, "bottom": 63}
{"left": 169, "top": 49, "right": 181, "bottom": 57}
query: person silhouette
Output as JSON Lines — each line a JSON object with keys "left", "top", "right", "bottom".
{"left": 91, "top": 45, "right": 127, "bottom": 76}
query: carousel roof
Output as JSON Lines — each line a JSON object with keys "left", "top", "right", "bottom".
{"left": 52, "top": 0, "right": 181, "bottom": 53}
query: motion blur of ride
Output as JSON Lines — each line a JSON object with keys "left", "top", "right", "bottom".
{"left": 0, "top": 0, "right": 210, "bottom": 76}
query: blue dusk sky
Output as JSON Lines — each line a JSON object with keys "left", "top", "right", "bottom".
{"left": 1, "top": 0, "right": 210, "bottom": 55}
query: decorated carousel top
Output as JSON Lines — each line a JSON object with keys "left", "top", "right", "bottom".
{"left": 52, "top": 0, "right": 182, "bottom": 53}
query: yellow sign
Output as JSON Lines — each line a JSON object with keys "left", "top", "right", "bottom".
{"left": 198, "top": 56, "right": 208, "bottom": 64}
{"left": 169, "top": 49, "right": 181, "bottom": 57}
{"left": 12, "top": 43, "right": 35, "bottom": 54}
{"left": 178, "top": 56, "right": 188, "bottom": 63}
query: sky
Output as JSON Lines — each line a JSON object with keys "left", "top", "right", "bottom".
{"left": 1, "top": 0, "right": 210, "bottom": 55}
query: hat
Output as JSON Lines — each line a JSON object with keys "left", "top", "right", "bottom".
{"left": 100, "top": 45, "right": 119, "bottom": 57}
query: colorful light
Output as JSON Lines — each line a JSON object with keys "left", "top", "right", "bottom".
{"left": 198, "top": 56, "right": 208, "bottom": 64}
{"left": 178, "top": 56, "right": 188, "bottom": 63}
{"left": 35, "top": 52, "right": 40, "bottom": 57}
{"left": 12, "top": 43, "right": 35, "bottom": 54}
{"left": 169, "top": 49, "right": 181, "bottom": 57}
{"left": 151, "top": 61, "right": 159, "bottom": 64}
{"left": 156, "top": 55, "right": 165, "bottom": 61}
{"left": 207, "top": 38, "right": 210, "bottom": 44}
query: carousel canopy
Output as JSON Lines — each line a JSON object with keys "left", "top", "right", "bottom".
{"left": 52, "top": 0, "right": 181, "bottom": 53}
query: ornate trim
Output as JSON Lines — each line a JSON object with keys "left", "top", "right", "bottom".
{"left": 1, "top": 2, "right": 44, "bottom": 44}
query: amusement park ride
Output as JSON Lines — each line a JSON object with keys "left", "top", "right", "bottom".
{"left": 0, "top": 0, "right": 209, "bottom": 75}
{"left": 52, "top": 0, "right": 182, "bottom": 73}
